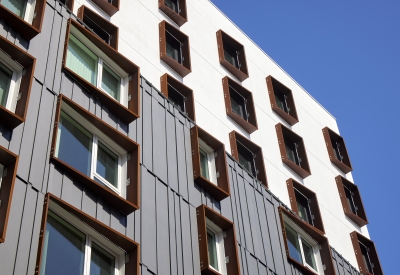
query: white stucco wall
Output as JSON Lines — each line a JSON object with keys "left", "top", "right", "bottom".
{"left": 72, "top": 0, "right": 369, "bottom": 269}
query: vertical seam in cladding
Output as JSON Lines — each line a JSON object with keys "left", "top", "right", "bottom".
{"left": 24, "top": 191, "right": 40, "bottom": 275}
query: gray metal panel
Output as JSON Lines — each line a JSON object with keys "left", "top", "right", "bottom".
{"left": 236, "top": 174, "right": 254, "bottom": 254}
{"left": 168, "top": 189, "right": 178, "bottom": 275}
{"left": 152, "top": 100, "right": 168, "bottom": 183}
{"left": 180, "top": 200, "right": 194, "bottom": 275}
{"left": 71, "top": 82, "right": 90, "bottom": 110}
{"left": 52, "top": 15, "right": 70, "bottom": 94}
{"left": 141, "top": 90, "right": 153, "bottom": 170}
{"left": 175, "top": 120, "right": 188, "bottom": 200}
{"left": 81, "top": 187, "right": 97, "bottom": 218}
{"left": 189, "top": 205, "right": 201, "bottom": 275}
{"left": 166, "top": 111, "right": 179, "bottom": 192}
{"left": 60, "top": 175, "right": 83, "bottom": 209}
{"left": 247, "top": 252, "right": 260, "bottom": 275}
{"left": 96, "top": 197, "right": 111, "bottom": 226}
{"left": 156, "top": 179, "right": 170, "bottom": 275}
{"left": 229, "top": 167, "right": 244, "bottom": 246}
{"left": 174, "top": 193, "right": 184, "bottom": 275}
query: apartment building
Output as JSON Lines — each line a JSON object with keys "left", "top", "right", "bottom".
{"left": 0, "top": 0, "right": 383, "bottom": 275}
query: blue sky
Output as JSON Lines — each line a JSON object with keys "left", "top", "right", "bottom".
{"left": 211, "top": 0, "right": 399, "bottom": 273}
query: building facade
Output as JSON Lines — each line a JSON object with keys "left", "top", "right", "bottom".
{"left": 0, "top": 0, "right": 383, "bottom": 275}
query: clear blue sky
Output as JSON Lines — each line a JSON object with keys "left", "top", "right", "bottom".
{"left": 211, "top": 0, "right": 399, "bottom": 273}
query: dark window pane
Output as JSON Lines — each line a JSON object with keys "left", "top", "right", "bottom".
{"left": 168, "top": 84, "right": 186, "bottom": 112}
{"left": 359, "top": 242, "right": 373, "bottom": 273}
{"left": 101, "top": 64, "right": 120, "bottom": 101}
{"left": 284, "top": 223, "right": 303, "bottom": 264}
{"left": 344, "top": 185, "right": 357, "bottom": 214}
{"left": 166, "top": 31, "right": 182, "bottom": 64}
{"left": 223, "top": 42, "right": 238, "bottom": 68}
{"left": 40, "top": 211, "right": 86, "bottom": 275}
{"left": 295, "top": 189, "right": 313, "bottom": 225}
{"left": 96, "top": 141, "right": 118, "bottom": 188}
{"left": 57, "top": 111, "right": 93, "bottom": 176}
{"left": 274, "top": 89, "right": 289, "bottom": 113}
{"left": 229, "top": 86, "right": 247, "bottom": 120}
{"left": 0, "top": 62, "right": 12, "bottom": 107}
{"left": 237, "top": 141, "right": 256, "bottom": 176}
{"left": 200, "top": 147, "right": 210, "bottom": 180}
{"left": 83, "top": 14, "right": 111, "bottom": 45}
{"left": 165, "top": 0, "right": 179, "bottom": 13}
{"left": 90, "top": 242, "right": 115, "bottom": 275}
{"left": 207, "top": 228, "right": 219, "bottom": 271}
{"left": 285, "top": 141, "right": 300, "bottom": 166}
{"left": 301, "top": 237, "right": 317, "bottom": 270}
{"left": 332, "top": 141, "right": 343, "bottom": 162}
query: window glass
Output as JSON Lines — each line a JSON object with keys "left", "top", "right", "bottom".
{"left": 40, "top": 211, "right": 86, "bottom": 275}
{"left": 90, "top": 242, "right": 115, "bottom": 275}
{"left": 285, "top": 223, "right": 303, "bottom": 264}
{"left": 344, "top": 185, "right": 357, "bottom": 214}
{"left": 168, "top": 84, "right": 185, "bottom": 113}
{"left": 67, "top": 35, "right": 98, "bottom": 85}
{"left": 359, "top": 242, "right": 373, "bottom": 273}
{"left": 101, "top": 64, "right": 120, "bottom": 101}
{"left": 83, "top": 14, "right": 111, "bottom": 45}
{"left": 0, "top": 62, "right": 12, "bottom": 107}
{"left": 166, "top": 31, "right": 182, "bottom": 64}
{"left": 96, "top": 141, "right": 118, "bottom": 188}
{"left": 223, "top": 42, "right": 238, "bottom": 68}
{"left": 295, "top": 190, "right": 313, "bottom": 225}
{"left": 207, "top": 228, "right": 219, "bottom": 271}
{"left": 229, "top": 86, "right": 247, "bottom": 120}
{"left": 57, "top": 111, "right": 93, "bottom": 176}
{"left": 332, "top": 141, "right": 343, "bottom": 162}
{"left": 2, "top": 0, "right": 27, "bottom": 18}
{"left": 237, "top": 142, "right": 255, "bottom": 176}
{"left": 285, "top": 141, "right": 300, "bottom": 166}
{"left": 165, "top": 0, "right": 179, "bottom": 13}
{"left": 200, "top": 147, "right": 210, "bottom": 180}
{"left": 274, "top": 90, "right": 289, "bottom": 113}
{"left": 301, "top": 237, "right": 317, "bottom": 270}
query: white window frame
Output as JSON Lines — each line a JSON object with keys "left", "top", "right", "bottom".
{"left": 206, "top": 218, "right": 227, "bottom": 275}
{"left": 55, "top": 103, "right": 127, "bottom": 198}
{"left": 47, "top": 200, "right": 125, "bottom": 275}
{"left": 1, "top": 0, "right": 36, "bottom": 23}
{"left": 284, "top": 215, "right": 324, "bottom": 274}
{"left": 199, "top": 138, "right": 217, "bottom": 185}
{"left": 0, "top": 163, "right": 4, "bottom": 191}
{"left": 68, "top": 26, "right": 130, "bottom": 107}
{"left": 0, "top": 50, "right": 23, "bottom": 113}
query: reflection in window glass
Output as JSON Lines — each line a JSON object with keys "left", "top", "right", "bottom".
{"left": 168, "top": 84, "right": 185, "bottom": 113}
{"left": 90, "top": 242, "right": 115, "bottom": 275}
{"left": 207, "top": 228, "right": 219, "bottom": 271}
{"left": 0, "top": 62, "right": 12, "bottom": 107}
{"left": 2, "top": 0, "right": 27, "bottom": 18}
{"left": 344, "top": 185, "right": 357, "bottom": 214}
{"left": 200, "top": 147, "right": 210, "bottom": 180}
{"left": 301, "top": 237, "right": 317, "bottom": 270}
{"left": 165, "top": 0, "right": 179, "bottom": 13}
{"left": 223, "top": 43, "right": 238, "bottom": 68}
{"left": 97, "top": 141, "right": 118, "bottom": 188}
{"left": 101, "top": 64, "right": 120, "bottom": 101}
{"left": 166, "top": 31, "right": 182, "bottom": 64}
{"left": 229, "top": 86, "right": 247, "bottom": 120}
{"left": 295, "top": 190, "right": 313, "bottom": 225}
{"left": 359, "top": 241, "right": 373, "bottom": 273}
{"left": 285, "top": 223, "right": 303, "bottom": 264}
{"left": 237, "top": 142, "right": 255, "bottom": 176}
{"left": 285, "top": 140, "right": 300, "bottom": 166}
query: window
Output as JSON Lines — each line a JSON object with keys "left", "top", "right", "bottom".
{"left": 190, "top": 126, "right": 230, "bottom": 201}
{"left": 0, "top": 145, "right": 18, "bottom": 243}
{"left": 267, "top": 75, "right": 299, "bottom": 125}
{"left": 77, "top": 5, "right": 119, "bottom": 50}
{"left": 196, "top": 204, "right": 240, "bottom": 275}
{"left": 279, "top": 206, "right": 336, "bottom": 275}
{"left": 322, "top": 127, "right": 353, "bottom": 173}
{"left": 229, "top": 130, "right": 268, "bottom": 187}
{"left": 159, "top": 20, "right": 191, "bottom": 77}
{"left": 335, "top": 176, "right": 368, "bottom": 227}
{"left": 63, "top": 19, "right": 140, "bottom": 124}
{"left": 286, "top": 178, "right": 325, "bottom": 233}
{"left": 160, "top": 73, "right": 195, "bottom": 121}
{"left": 58, "top": 0, "right": 74, "bottom": 10}
{"left": 159, "top": 0, "right": 187, "bottom": 26}
{"left": 216, "top": 30, "right": 249, "bottom": 81}
{"left": 36, "top": 194, "right": 140, "bottom": 275}
{"left": 90, "top": 0, "right": 119, "bottom": 16}
{"left": 350, "top": 231, "right": 383, "bottom": 275}
{"left": 50, "top": 95, "right": 140, "bottom": 215}
{"left": 222, "top": 76, "right": 258, "bottom": 133}
{"left": 0, "top": 0, "right": 46, "bottom": 40}
{"left": 0, "top": 35, "right": 35, "bottom": 130}
{"left": 276, "top": 123, "right": 311, "bottom": 178}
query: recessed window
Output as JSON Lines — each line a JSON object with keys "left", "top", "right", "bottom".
{"left": 0, "top": 60, "right": 21, "bottom": 113}
{"left": 159, "top": 0, "right": 187, "bottom": 26}
{"left": 350, "top": 231, "right": 383, "bottom": 275}
{"left": 222, "top": 76, "right": 258, "bottom": 133}
{"left": 276, "top": 123, "right": 311, "bottom": 178}
{"left": 196, "top": 204, "right": 240, "bottom": 275}
{"left": 59, "top": 0, "right": 73, "bottom": 10}
{"left": 287, "top": 178, "right": 325, "bottom": 233}
{"left": 267, "top": 76, "right": 299, "bottom": 125}
{"left": 90, "top": 0, "right": 119, "bottom": 16}
{"left": 229, "top": 130, "right": 268, "bottom": 187}
{"left": 36, "top": 194, "right": 140, "bottom": 275}
{"left": 335, "top": 176, "right": 368, "bottom": 227}
{"left": 160, "top": 73, "right": 195, "bottom": 121}
{"left": 77, "top": 5, "right": 119, "bottom": 50}
{"left": 51, "top": 95, "right": 140, "bottom": 214}
{"left": 322, "top": 127, "right": 353, "bottom": 174}
{"left": 216, "top": 30, "right": 249, "bottom": 81}
{"left": 159, "top": 20, "right": 191, "bottom": 77}
{"left": 1, "top": 0, "right": 35, "bottom": 23}
{"left": 190, "top": 126, "right": 230, "bottom": 201}
{"left": 63, "top": 19, "right": 140, "bottom": 124}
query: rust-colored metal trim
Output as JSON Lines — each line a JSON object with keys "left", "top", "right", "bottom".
{"left": 35, "top": 193, "right": 140, "bottom": 275}
{"left": 77, "top": 5, "right": 119, "bottom": 50}
{"left": 322, "top": 127, "right": 353, "bottom": 174}
{"left": 0, "top": 146, "right": 19, "bottom": 243}
{"left": 159, "top": 20, "right": 192, "bottom": 77}
{"left": 196, "top": 204, "right": 241, "bottom": 275}
{"left": 158, "top": 0, "right": 188, "bottom": 26}
{"left": 286, "top": 178, "right": 325, "bottom": 233}
{"left": 216, "top": 30, "right": 249, "bottom": 82}
{"left": 275, "top": 123, "right": 311, "bottom": 178}
{"left": 350, "top": 231, "right": 383, "bottom": 275}
{"left": 229, "top": 131, "right": 268, "bottom": 187}
{"left": 63, "top": 19, "right": 140, "bottom": 124}
{"left": 266, "top": 75, "right": 299, "bottom": 125}
{"left": 190, "top": 126, "right": 230, "bottom": 201}
{"left": 91, "top": 0, "right": 119, "bottom": 16}
{"left": 0, "top": 35, "right": 36, "bottom": 129}
{"left": 279, "top": 207, "right": 336, "bottom": 275}
{"left": 335, "top": 176, "right": 368, "bottom": 227}
{"left": 222, "top": 76, "right": 258, "bottom": 133}
{"left": 50, "top": 95, "right": 140, "bottom": 214}
{"left": 160, "top": 73, "right": 196, "bottom": 121}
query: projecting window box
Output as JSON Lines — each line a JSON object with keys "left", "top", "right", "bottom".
{"left": 35, "top": 193, "right": 140, "bottom": 275}
{"left": 190, "top": 125, "right": 230, "bottom": 201}
{"left": 63, "top": 19, "right": 140, "bottom": 124}
{"left": 90, "top": 0, "right": 120, "bottom": 16}
{"left": 322, "top": 127, "right": 353, "bottom": 174}
{"left": 50, "top": 95, "right": 140, "bottom": 215}
{"left": 350, "top": 231, "right": 383, "bottom": 275}
{"left": 58, "top": 0, "right": 74, "bottom": 10}
{"left": 0, "top": 0, "right": 46, "bottom": 40}
{"left": 159, "top": 0, "right": 188, "bottom": 26}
